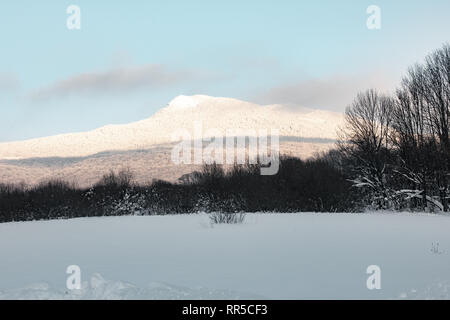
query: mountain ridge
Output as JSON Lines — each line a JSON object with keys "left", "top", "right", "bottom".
{"left": 0, "top": 95, "right": 344, "bottom": 160}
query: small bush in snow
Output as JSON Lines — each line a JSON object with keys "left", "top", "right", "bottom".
{"left": 209, "top": 212, "right": 246, "bottom": 224}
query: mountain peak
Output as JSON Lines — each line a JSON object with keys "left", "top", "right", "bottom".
{"left": 165, "top": 95, "right": 212, "bottom": 111}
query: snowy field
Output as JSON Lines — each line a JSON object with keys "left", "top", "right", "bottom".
{"left": 1, "top": 212, "right": 450, "bottom": 299}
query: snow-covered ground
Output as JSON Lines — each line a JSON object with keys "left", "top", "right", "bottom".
{"left": 1, "top": 212, "right": 450, "bottom": 299}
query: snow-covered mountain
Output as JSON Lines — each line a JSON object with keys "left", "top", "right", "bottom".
{"left": 0, "top": 95, "right": 343, "bottom": 160}
{"left": 0, "top": 95, "right": 344, "bottom": 186}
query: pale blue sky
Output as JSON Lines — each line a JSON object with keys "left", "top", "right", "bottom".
{"left": 0, "top": 0, "right": 449, "bottom": 141}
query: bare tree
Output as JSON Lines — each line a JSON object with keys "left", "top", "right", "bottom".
{"left": 338, "top": 89, "right": 395, "bottom": 208}
{"left": 422, "top": 44, "right": 450, "bottom": 211}
{"left": 391, "top": 44, "right": 450, "bottom": 211}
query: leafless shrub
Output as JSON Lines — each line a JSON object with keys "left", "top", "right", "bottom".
{"left": 209, "top": 212, "right": 246, "bottom": 224}
{"left": 95, "top": 168, "right": 134, "bottom": 188}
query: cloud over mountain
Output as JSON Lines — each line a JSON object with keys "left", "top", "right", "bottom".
{"left": 28, "top": 65, "right": 198, "bottom": 101}
{"left": 256, "top": 71, "right": 397, "bottom": 112}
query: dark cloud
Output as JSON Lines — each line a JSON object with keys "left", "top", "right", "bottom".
{"left": 28, "top": 65, "right": 199, "bottom": 102}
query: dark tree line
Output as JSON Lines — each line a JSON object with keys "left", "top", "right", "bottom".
{"left": 339, "top": 44, "right": 450, "bottom": 212}
{"left": 0, "top": 156, "right": 356, "bottom": 223}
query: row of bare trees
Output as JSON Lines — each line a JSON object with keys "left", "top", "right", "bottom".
{"left": 339, "top": 44, "right": 450, "bottom": 212}
{"left": 0, "top": 156, "right": 356, "bottom": 222}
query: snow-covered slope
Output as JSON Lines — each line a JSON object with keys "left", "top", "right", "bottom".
{"left": 0, "top": 95, "right": 344, "bottom": 160}
{"left": 1, "top": 212, "right": 450, "bottom": 300}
